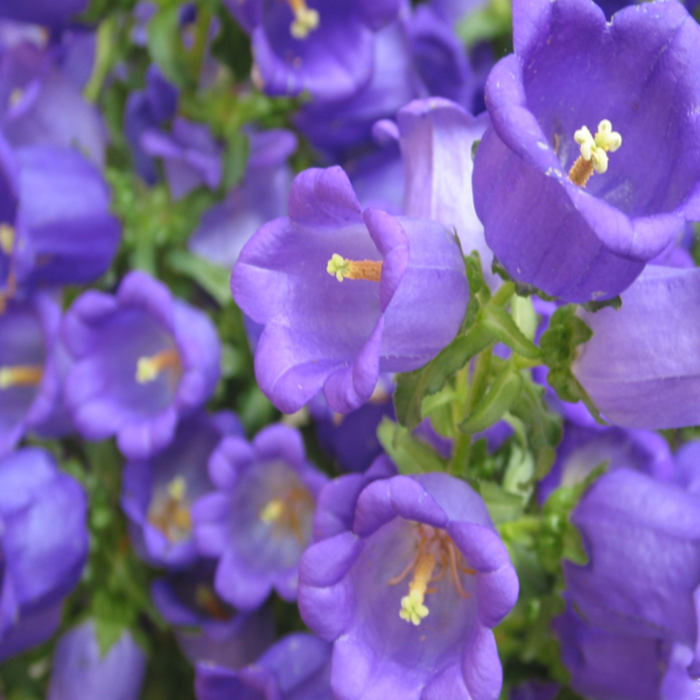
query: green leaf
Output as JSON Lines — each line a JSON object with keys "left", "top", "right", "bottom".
{"left": 165, "top": 250, "right": 232, "bottom": 306}
{"left": 147, "top": 6, "right": 192, "bottom": 88}
{"left": 479, "top": 481, "right": 525, "bottom": 524}
{"left": 479, "top": 305, "right": 542, "bottom": 359}
{"left": 220, "top": 129, "right": 250, "bottom": 191}
{"left": 210, "top": 6, "right": 253, "bottom": 82}
{"left": 459, "top": 364, "right": 523, "bottom": 434}
{"left": 94, "top": 617, "right": 127, "bottom": 658}
{"left": 377, "top": 418, "right": 448, "bottom": 475}
{"left": 394, "top": 325, "right": 493, "bottom": 429}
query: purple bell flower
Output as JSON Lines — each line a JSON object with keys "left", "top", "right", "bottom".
{"left": 564, "top": 468, "right": 700, "bottom": 678}
{"left": 0, "top": 37, "right": 106, "bottom": 168}
{"left": 141, "top": 117, "right": 222, "bottom": 200}
{"left": 572, "top": 265, "right": 700, "bottom": 429}
{"left": 195, "top": 632, "right": 332, "bottom": 700}
{"left": 189, "top": 129, "right": 297, "bottom": 269}
{"left": 0, "top": 1, "right": 89, "bottom": 27}
{"left": 673, "top": 441, "right": 700, "bottom": 497}
{"left": 344, "top": 143, "right": 404, "bottom": 215}
{"left": 0, "top": 293, "right": 62, "bottom": 459}
{"left": 509, "top": 681, "right": 559, "bottom": 700}
{"left": 225, "top": 0, "right": 402, "bottom": 101}
{"left": 538, "top": 422, "right": 674, "bottom": 503}
{"left": 122, "top": 411, "right": 243, "bottom": 570}
{"left": 47, "top": 621, "right": 146, "bottom": 700}
{"left": 298, "top": 472, "right": 519, "bottom": 700}
{"left": 151, "top": 560, "right": 274, "bottom": 668}
{"left": 231, "top": 166, "right": 469, "bottom": 415}
{"left": 473, "top": 0, "right": 700, "bottom": 302}
{"left": 193, "top": 424, "right": 328, "bottom": 611}
{"left": 62, "top": 270, "right": 221, "bottom": 460}
{"left": 124, "top": 65, "right": 179, "bottom": 184}
{"left": 0, "top": 448, "right": 88, "bottom": 661}
{"left": 394, "top": 97, "right": 492, "bottom": 282}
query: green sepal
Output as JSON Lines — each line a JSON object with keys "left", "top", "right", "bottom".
{"left": 537, "top": 463, "right": 607, "bottom": 574}
{"left": 147, "top": 6, "right": 193, "bottom": 88}
{"left": 539, "top": 305, "right": 606, "bottom": 425}
{"left": 394, "top": 325, "right": 493, "bottom": 430}
{"left": 377, "top": 418, "right": 448, "bottom": 475}
{"left": 459, "top": 364, "right": 523, "bottom": 434}
{"left": 478, "top": 305, "right": 542, "bottom": 359}
{"left": 479, "top": 481, "right": 526, "bottom": 525}
{"left": 581, "top": 296, "right": 622, "bottom": 313}
{"left": 491, "top": 258, "right": 557, "bottom": 302}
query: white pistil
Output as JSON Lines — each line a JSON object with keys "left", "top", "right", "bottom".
{"left": 0, "top": 224, "right": 14, "bottom": 255}
{"left": 135, "top": 348, "right": 181, "bottom": 384}
{"left": 326, "top": 254, "right": 382, "bottom": 283}
{"left": 569, "top": 119, "right": 622, "bottom": 187}
{"left": 288, "top": 0, "right": 320, "bottom": 39}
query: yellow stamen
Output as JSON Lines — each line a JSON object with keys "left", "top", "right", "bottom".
{"left": 390, "top": 524, "right": 476, "bottom": 627}
{"left": 326, "top": 253, "right": 382, "bottom": 283}
{"left": 148, "top": 475, "right": 192, "bottom": 543}
{"left": 0, "top": 224, "right": 14, "bottom": 255}
{"left": 568, "top": 119, "right": 622, "bottom": 187}
{"left": 135, "top": 348, "right": 181, "bottom": 384}
{"left": 0, "top": 365, "right": 43, "bottom": 389}
{"left": 0, "top": 271, "right": 17, "bottom": 314}
{"left": 288, "top": 0, "right": 319, "bottom": 39}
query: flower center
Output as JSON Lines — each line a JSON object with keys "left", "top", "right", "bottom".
{"left": 194, "top": 584, "right": 232, "bottom": 621}
{"left": 259, "top": 485, "right": 314, "bottom": 545}
{"left": 148, "top": 475, "right": 193, "bottom": 543}
{"left": 288, "top": 0, "right": 320, "bottom": 39}
{"left": 389, "top": 524, "right": 475, "bottom": 626}
{"left": 0, "top": 225, "right": 14, "bottom": 256}
{"left": 568, "top": 119, "right": 622, "bottom": 187}
{"left": 326, "top": 254, "right": 383, "bottom": 283}
{"left": 135, "top": 347, "right": 181, "bottom": 384}
{"left": 0, "top": 364, "right": 43, "bottom": 389}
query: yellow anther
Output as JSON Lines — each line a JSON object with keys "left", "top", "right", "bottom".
{"left": 260, "top": 498, "right": 285, "bottom": 524}
{"left": 569, "top": 119, "right": 622, "bottom": 187}
{"left": 148, "top": 475, "right": 192, "bottom": 543}
{"left": 135, "top": 348, "right": 181, "bottom": 384}
{"left": 0, "top": 365, "right": 43, "bottom": 389}
{"left": 0, "top": 224, "right": 14, "bottom": 255}
{"left": 167, "top": 475, "right": 187, "bottom": 501}
{"left": 400, "top": 589, "right": 430, "bottom": 626}
{"left": 326, "top": 254, "right": 382, "bottom": 283}
{"left": 288, "top": 0, "right": 319, "bottom": 39}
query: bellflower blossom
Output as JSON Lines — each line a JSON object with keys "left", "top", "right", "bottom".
{"left": 193, "top": 424, "right": 328, "bottom": 611}
{"left": 0, "top": 448, "right": 88, "bottom": 661}
{"left": 0, "top": 35, "right": 106, "bottom": 167}
{"left": 62, "top": 270, "right": 221, "bottom": 460}
{"left": 572, "top": 265, "right": 700, "bottom": 429}
{"left": 0, "top": 293, "right": 62, "bottom": 459}
{"left": 231, "top": 166, "right": 469, "bottom": 415}
{"left": 299, "top": 472, "right": 519, "bottom": 700}
{"left": 225, "top": 0, "right": 402, "bottom": 101}
{"left": 189, "top": 129, "right": 297, "bottom": 269}
{"left": 47, "top": 621, "right": 146, "bottom": 700}
{"left": 195, "top": 633, "right": 332, "bottom": 700}
{"left": 151, "top": 561, "right": 274, "bottom": 668}
{"left": 473, "top": 0, "right": 700, "bottom": 302}
{"left": 121, "top": 411, "right": 243, "bottom": 569}
{"left": 564, "top": 468, "right": 700, "bottom": 678}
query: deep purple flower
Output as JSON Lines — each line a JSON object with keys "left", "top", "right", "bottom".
{"left": 394, "top": 97, "right": 492, "bottom": 282}
{"left": 309, "top": 377, "right": 394, "bottom": 473}
{"left": 0, "top": 0, "right": 89, "bottom": 28}
{"left": 538, "top": 422, "right": 674, "bottom": 503}
{"left": 225, "top": 0, "right": 402, "bottom": 101}
{"left": 231, "top": 166, "right": 469, "bottom": 415}
{"left": 564, "top": 468, "right": 700, "bottom": 677}
{"left": 0, "top": 448, "right": 88, "bottom": 661}
{"left": 124, "top": 65, "right": 179, "bottom": 184}
{"left": 63, "top": 270, "right": 221, "bottom": 460}
{"left": 122, "top": 411, "right": 243, "bottom": 569}
{"left": 195, "top": 632, "right": 332, "bottom": 700}
{"left": 0, "top": 37, "right": 106, "bottom": 167}
{"left": 473, "top": 0, "right": 700, "bottom": 302}
{"left": 141, "top": 117, "right": 222, "bottom": 200}
{"left": 0, "top": 293, "right": 62, "bottom": 459}
{"left": 193, "top": 424, "right": 328, "bottom": 611}
{"left": 152, "top": 560, "right": 274, "bottom": 668}
{"left": 344, "top": 143, "right": 404, "bottom": 215}
{"left": 298, "top": 472, "right": 519, "bottom": 700}
{"left": 554, "top": 599, "right": 698, "bottom": 700}
{"left": 673, "top": 441, "right": 700, "bottom": 498}
{"left": 189, "top": 129, "right": 297, "bottom": 269}
{"left": 47, "top": 621, "right": 146, "bottom": 700}
{"left": 509, "top": 681, "right": 559, "bottom": 700}
{"left": 572, "top": 265, "right": 700, "bottom": 429}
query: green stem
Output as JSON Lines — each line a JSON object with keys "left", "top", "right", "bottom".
{"left": 489, "top": 280, "right": 515, "bottom": 307}
{"left": 189, "top": 5, "right": 213, "bottom": 86}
